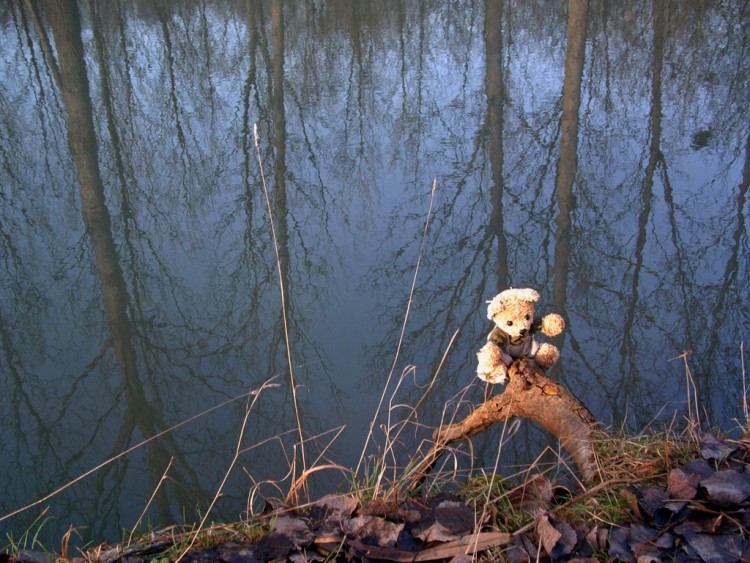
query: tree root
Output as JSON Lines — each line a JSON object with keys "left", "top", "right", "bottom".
{"left": 407, "top": 359, "right": 599, "bottom": 491}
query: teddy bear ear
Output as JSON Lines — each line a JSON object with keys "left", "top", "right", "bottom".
{"left": 496, "top": 287, "right": 540, "bottom": 303}
{"left": 486, "top": 295, "right": 504, "bottom": 319}
{"left": 516, "top": 288, "right": 540, "bottom": 303}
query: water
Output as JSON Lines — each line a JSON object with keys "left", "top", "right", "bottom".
{"left": 1, "top": 0, "right": 748, "bottom": 547}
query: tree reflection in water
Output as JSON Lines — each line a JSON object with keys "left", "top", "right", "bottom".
{"left": 0, "top": 0, "right": 747, "bottom": 546}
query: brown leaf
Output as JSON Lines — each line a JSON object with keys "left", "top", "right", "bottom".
{"left": 311, "top": 493, "right": 358, "bottom": 521}
{"left": 345, "top": 532, "right": 512, "bottom": 562}
{"left": 253, "top": 531, "right": 295, "bottom": 561}
{"left": 668, "top": 465, "right": 702, "bottom": 500}
{"left": 674, "top": 523, "right": 746, "bottom": 563}
{"left": 607, "top": 527, "right": 634, "bottom": 563}
{"left": 700, "top": 434, "right": 737, "bottom": 462}
{"left": 701, "top": 470, "right": 750, "bottom": 505}
{"left": 274, "top": 516, "right": 314, "bottom": 547}
{"left": 536, "top": 514, "right": 576, "bottom": 560}
{"left": 507, "top": 475, "right": 553, "bottom": 515}
{"left": 620, "top": 487, "right": 645, "bottom": 521}
{"left": 345, "top": 516, "right": 404, "bottom": 548}
{"left": 414, "top": 501, "right": 475, "bottom": 543}
{"left": 636, "top": 486, "right": 671, "bottom": 522}
{"left": 584, "top": 525, "right": 608, "bottom": 553}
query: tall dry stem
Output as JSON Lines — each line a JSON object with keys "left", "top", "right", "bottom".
{"left": 252, "top": 123, "right": 307, "bottom": 497}
{"left": 128, "top": 457, "right": 173, "bottom": 545}
{"left": 741, "top": 341, "right": 748, "bottom": 423}
{"left": 671, "top": 350, "right": 701, "bottom": 430}
{"left": 175, "top": 378, "right": 274, "bottom": 562}
{"left": 356, "top": 179, "right": 437, "bottom": 477}
{"left": 373, "top": 329, "right": 459, "bottom": 496}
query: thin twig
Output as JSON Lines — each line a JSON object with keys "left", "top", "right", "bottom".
{"left": 253, "top": 123, "right": 307, "bottom": 495}
{"left": 128, "top": 457, "right": 173, "bottom": 545}
{"left": 357, "top": 179, "right": 437, "bottom": 476}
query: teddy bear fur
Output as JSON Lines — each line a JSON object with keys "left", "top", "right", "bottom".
{"left": 476, "top": 288, "right": 565, "bottom": 384}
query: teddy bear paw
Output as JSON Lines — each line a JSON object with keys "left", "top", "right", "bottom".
{"left": 477, "top": 364, "right": 509, "bottom": 385}
{"left": 535, "top": 343, "right": 560, "bottom": 370}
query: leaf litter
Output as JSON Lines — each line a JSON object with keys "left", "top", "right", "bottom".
{"left": 202, "top": 433, "right": 750, "bottom": 562}
{"left": 7, "top": 434, "right": 750, "bottom": 562}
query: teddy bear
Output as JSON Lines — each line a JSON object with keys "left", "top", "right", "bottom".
{"left": 476, "top": 288, "right": 565, "bottom": 384}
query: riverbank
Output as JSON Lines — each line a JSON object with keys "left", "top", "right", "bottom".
{"left": 5, "top": 426, "right": 750, "bottom": 562}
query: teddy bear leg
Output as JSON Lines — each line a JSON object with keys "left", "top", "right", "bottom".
{"left": 534, "top": 343, "right": 560, "bottom": 370}
{"left": 476, "top": 342, "right": 509, "bottom": 384}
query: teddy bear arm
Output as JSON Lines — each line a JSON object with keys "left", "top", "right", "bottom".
{"left": 476, "top": 342, "right": 509, "bottom": 384}
{"left": 537, "top": 313, "right": 565, "bottom": 336}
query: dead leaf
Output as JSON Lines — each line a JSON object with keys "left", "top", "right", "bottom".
{"left": 414, "top": 501, "right": 475, "bottom": 543}
{"left": 507, "top": 475, "right": 553, "bottom": 515}
{"left": 700, "top": 434, "right": 737, "bottom": 462}
{"left": 675, "top": 523, "right": 745, "bottom": 563}
{"left": 274, "top": 516, "right": 314, "bottom": 546}
{"left": 252, "top": 531, "right": 295, "bottom": 561}
{"left": 584, "top": 526, "right": 608, "bottom": 553}
{"left": 345, "top": 516, "right": 404, "bottom": 548}
{"left": 414, "top": 532, "right": 513, "bottom": 561}
{"left": 311, "top": 493, "right": 358, "bottom": 521}
{"left": 536, "top": 513, "right": 576, "bottom": 560}
{"left": 700, "top": 470, "right": 750, "bottom": 505}
{"left": 620, "top": 487, "right": 645, "bottom": 521}
{"left": 344, "top": 532, "right": 511, "bottom": 562}
{"left": 668, "top": 465, "right": 702, "bottom": 500}
{"left": 607, "top": 527, "right": 634, "bottom": 563}
{"left": 636, "top": 486, "right": 672, "bottom": 524}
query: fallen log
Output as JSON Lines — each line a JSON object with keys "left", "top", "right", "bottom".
{"left": 407, "top": 359, "right": 599, "bottom": 491}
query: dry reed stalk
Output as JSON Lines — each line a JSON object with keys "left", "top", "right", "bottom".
{"left": 128, "top": 457, "right": 174, "bottom": 545}
{"left": 742, "top": 341, "right": 748, "bottom": 422}
{"left": 373, "top": 329, "right": 460, "bottom": 496}
{"left": 174, "top": 379, "right": 274, "bottom": 562}
{"left": 670, "top": 350, "right": 701, "bottom": 429}
{"left": 252, "top": 123, "right": 307, "bottom": 497}
{"left": 356, "top": 179, "right": 437, "bottom": 477}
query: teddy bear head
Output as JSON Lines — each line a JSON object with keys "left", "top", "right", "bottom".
{"left": 486, "top": 288, "right": 540, "bottom": 345}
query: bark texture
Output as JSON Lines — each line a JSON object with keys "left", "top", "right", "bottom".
{"left": 408, "top": 359, "right": 599, "bottom": 491}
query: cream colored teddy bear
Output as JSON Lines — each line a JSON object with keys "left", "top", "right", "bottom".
{"left": 476, "top": 288, "right": 565, "bottom": 384}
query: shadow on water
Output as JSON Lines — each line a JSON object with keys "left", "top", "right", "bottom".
{"left": 0, "top": 0, "right": 748, "bottom": 546}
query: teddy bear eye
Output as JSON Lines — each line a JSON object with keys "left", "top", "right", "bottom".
{"left": 506, "top": 320, "right": 513, "bottom": 326}
{"left": 525, "top": 314, "right": 530, "bottom": 321}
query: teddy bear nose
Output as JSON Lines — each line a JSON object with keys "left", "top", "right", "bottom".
{"left": 519, "top": 329, "right": 527, "bottom": 336}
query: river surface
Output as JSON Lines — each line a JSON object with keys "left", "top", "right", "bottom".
{"left": 1, "top": 0, "right": 748, "bottom": 547}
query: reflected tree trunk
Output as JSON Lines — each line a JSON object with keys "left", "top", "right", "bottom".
{"left": 553, "top": 0, "right": 588, "bottom": 365}
{"left": 485, "top": 0, "right": 508, "bottom": 289}
{"left": 703, "top": 125, "right": 750, "bottom": 411}
{"left": 43, "top": 0, "right": 182, "bottom": 528}
{"left": 23, "top": 0, "right": 62, "bottom": 89}
{"left": 617, "top": 0, "right": 665, "bottom": 423}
